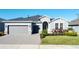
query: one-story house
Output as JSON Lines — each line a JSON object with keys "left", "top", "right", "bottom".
{"left": 0, "top": 18, "right": 5, "bottom": 33}
{"left": 69, "top": 19, "right": 79, "bottom": 32}
{"left": 1, "top": 15, "right": 69, "bottom": 35}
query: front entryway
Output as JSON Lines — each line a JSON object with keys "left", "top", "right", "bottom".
{"left": 43, "top": 21, "right": 48, "bottom": 30}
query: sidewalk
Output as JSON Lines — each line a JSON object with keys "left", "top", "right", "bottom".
{"left": 0, "top": 45, "right": 79, "bottom": 49}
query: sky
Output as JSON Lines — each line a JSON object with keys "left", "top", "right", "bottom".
{"left": 0, "top": 9, "right": 79, "bottom": 21}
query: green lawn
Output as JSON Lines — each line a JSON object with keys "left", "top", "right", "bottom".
{"left": 42, "top": 36, "right": 79, "bottom": 45}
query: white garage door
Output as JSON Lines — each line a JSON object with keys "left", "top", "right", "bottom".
{"left": 8, "top": 25, "right": 28, "bottom": 35}
{"left": 72, "top": 26, "right": 79, "bottom": 32}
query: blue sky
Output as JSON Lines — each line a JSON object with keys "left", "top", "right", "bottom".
{"left": 0, "top": 9, "right": 79, "bottom": 21}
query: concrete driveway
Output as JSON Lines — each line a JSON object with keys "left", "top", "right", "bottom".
{"left": 0, "top": 34, "right": 41, "bottom": 44}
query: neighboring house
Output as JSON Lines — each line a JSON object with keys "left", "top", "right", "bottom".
{"left": 69, "top": 19, "right": 79, "bottom": 32}
{"left": 0, "top": 18, "right": 5, "bottom": 32}
{"left": 2, "top": 15, "right": 69, "bottom": 35}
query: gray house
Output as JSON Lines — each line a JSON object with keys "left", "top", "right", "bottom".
{"left": 69, "top": 19, "right": 79, "bottom": 32}
{"left": 0, "top": 18, "right": 5, "bottom": 32}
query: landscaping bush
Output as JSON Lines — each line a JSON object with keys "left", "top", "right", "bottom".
{"left": 40, "top": 33, "right": 45, "bottom": 38}
{"left": 52, "top": 29, "right": 65, "bottom": 35}
{"left": 40, "top": 29, "right": 48, "bottom": 38}
{"left": 0, "top": 32, "right": 4, "bottom": 36}
{"left": 42, "top": 29, "right": 48, "bottom": 36}
{"left": 64, "top": 30, "right": 77, "bottom": 36}
{"left": 68, "top": 28, "right": 73, "bottom": 30}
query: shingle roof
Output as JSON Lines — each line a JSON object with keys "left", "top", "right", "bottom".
{"left": 8, "top": 15, "right": 43, "bottom": 21}
{"left": 69, "top": 19, "right": 79, "bottom": 26}
{"left": 0, "top": 18, "right": 5, "bottom": 21}
{"left": 0, "top": 18, "right": 5, "bottom": 23}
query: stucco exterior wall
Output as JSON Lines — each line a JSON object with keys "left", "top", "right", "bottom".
{"left": 48, "top": 19, "right": 68, "bottom": 33}
{"left": 40, "top": 16, "right": 50, "bottom": 22}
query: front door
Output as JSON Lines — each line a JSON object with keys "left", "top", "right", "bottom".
{"left": 43, "top": 22, "right": 48, "bottom": 30}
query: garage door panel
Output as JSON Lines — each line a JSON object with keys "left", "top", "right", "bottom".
{"left": 73, "top": 26, "right": 79, "bottom": 32}
{"left": 9, "top": 26, "right": 28, "bottom": 35}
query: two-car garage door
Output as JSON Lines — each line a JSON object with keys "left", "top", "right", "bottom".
{"left": 8, "top": 25, "right": 28, "bottom": 35}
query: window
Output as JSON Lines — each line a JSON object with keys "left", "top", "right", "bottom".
{"left": 60, "top": 23, "right": 63, "bottom": 30}
{"left": 55, "top": 23, "right": 58, "bottom": 29}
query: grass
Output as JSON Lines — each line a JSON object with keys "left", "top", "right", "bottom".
{"left": 42, "top": 36, "right": 79, "bottom": 45}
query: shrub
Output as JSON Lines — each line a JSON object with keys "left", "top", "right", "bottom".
{"left": 42, "top": 29, "right": 48, "bottom": 36}
{"left": 68, "top": 28, "right": 73, "bottom": 30}
{"left": 64, "top": 30, "right": 77, "bottom": 36}
{"left": 52, "top": 29, "right": 65, "bottom": 35}
{"left": 64, "top": 32, "right": 68, "bottom": 35}
{"left": 40, "top": 33, "right": 45, "bottom": 38}
{"left": 40, "top": 29, "right": 48, "bottom": 38}
{"left": 0, "top": 32, "right": 4, "bottom": 36}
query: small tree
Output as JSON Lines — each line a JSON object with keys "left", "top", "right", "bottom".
{"left": 40, "top": 29, "right": 48, "bottom": 38}
{"left": 68, "top": 28, "right": 73, "bottom": 31}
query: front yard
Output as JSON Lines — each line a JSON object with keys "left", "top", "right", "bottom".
{"left": 42, "top": 36, "right": 79, "bottom": 45}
